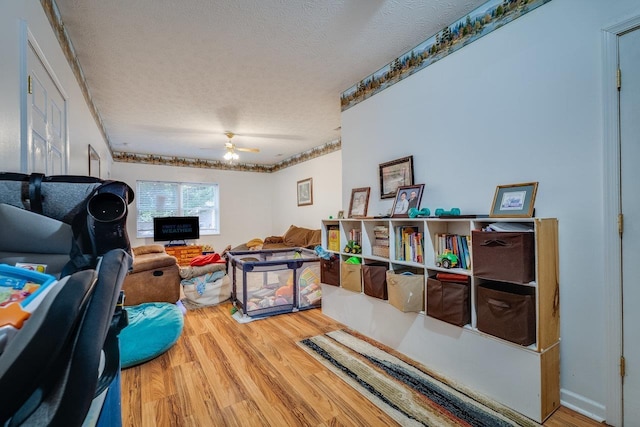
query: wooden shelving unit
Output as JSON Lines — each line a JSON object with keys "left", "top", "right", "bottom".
{"left": 320, "top": 217, "right": 560, "bottom": 422}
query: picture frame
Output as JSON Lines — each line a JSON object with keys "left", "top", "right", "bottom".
{"left": 297, "top": 177, "right": 313, "bottom": 206}
{"left": 379, "top": 156, "right": 414, "bottom": 199}
{"left": 348, "top": 187, "right": 371, "bottom": 218}
{"left": 88, "top": 144, "right": 100, "bottom": 178}
{"left": 391, "top": 184, "right": 425, "bottom": 218}
{"left": 337, "top": 210, "right": 344, "bottom": 219}
{"left": 490, "top": 182, "right": 538, "bottom": 217}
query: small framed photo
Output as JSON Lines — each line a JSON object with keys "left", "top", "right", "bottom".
{"left": 337, "top": 210, "right": 344, "bottom": 219}
{"left": 490, "top": 182, "right": 538, "bottom": 217}
{"left": 88, "top": 144, "right": 100, "bottom": 178}
{"left": 297, "top": 177, "right": 313, "bottom": 206}
{"left": 379, "top": 156, "right": 414, "bottom": 199}
{"left": 348, "top": 187, "right": 370, "bottom": 218}
{"left": 391, "top": 184, "right": 425, "bottom": 218}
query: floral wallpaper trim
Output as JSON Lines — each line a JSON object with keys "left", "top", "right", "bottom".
{"left": 340, "top": 0, "right": 552, "bottom": 112}
{"left": 113, "top": 139, "right": 341, "bottom": 173}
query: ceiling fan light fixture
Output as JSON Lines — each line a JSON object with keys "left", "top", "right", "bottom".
{"left": 224, "top": 149, "right": 239, "bottom": 161}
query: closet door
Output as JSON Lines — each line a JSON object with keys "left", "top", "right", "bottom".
{"left": 26, "top": 39, "right": 67, "bottom": 174}
{"left": 619, "top": 25, "right": 640, "bottom": 425}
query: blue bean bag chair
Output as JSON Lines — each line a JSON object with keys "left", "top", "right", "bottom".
{"left": 119, "top": 302, "right": 184, "bottom": 369}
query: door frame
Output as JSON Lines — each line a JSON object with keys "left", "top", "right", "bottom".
{"left": 19, "top": 20, "right": 69, "bottom": 173}
{"left": 603, "top": 14, "right": 640, "bottom": 427}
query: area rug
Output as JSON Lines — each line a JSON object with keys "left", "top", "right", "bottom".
{"left": 298, "top": 330, "right": 541, "bottom": 427}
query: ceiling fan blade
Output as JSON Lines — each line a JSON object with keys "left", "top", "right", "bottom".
{"left": 236, "top": 147, "right": 260, "bottom": 153}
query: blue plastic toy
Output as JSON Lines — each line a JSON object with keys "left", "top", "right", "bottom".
{"left": 434, "top": 208, "right": 461, "bottom": 217}
{"left": 408, "top": 207, "right": 431, "bottom": 218}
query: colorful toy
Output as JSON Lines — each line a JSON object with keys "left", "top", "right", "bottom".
{"left": 436, "top": 249, "right": 459, "bottom": 269}
{"left": 434, "top": 208, "right": 461, "bottom": 217}
{"left": 314, "top": 245, "right": 333, "bottom": 260}
{"left": 343, "top": 240, "right": 362, "bottom": 254}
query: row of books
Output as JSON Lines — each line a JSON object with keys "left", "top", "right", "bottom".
{"left": 395, "top": 226, "right": 423, "bottom": 263}
{"left": 348, "top": 228, "right": 362, "bottom": 245}
{"left": 436, "top": 233, "right": 471, "bottom": 270}
{"left": 373, "top": 225, "right": 389, "bottom": 238}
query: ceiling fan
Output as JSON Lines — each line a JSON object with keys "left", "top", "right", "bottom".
{"left": 223, "top": 132, "right": 259, "bottom": 161}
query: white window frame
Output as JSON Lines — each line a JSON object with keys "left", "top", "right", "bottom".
{"left": 136, "top": 180, "right": 220, "bottom": 238}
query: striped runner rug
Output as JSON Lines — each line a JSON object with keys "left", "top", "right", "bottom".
{"left": 298, "top": 330, "right": 541, "bottom": 427}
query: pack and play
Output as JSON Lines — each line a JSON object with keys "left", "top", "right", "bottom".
{"left": 228, "top": 248, "right": 322, "bottom": 319}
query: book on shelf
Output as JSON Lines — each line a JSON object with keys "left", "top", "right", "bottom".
{"left": 434, "top": 233, "right": 471, "bottom": 270}
{"left": 373, "top": 225, "right": 389, "bottom": 239}
{"left": 374, "top": 237, "right": 389, "bottom": 246}
{"left": 327, "top": 226, "right": 340, "bottom": 252}
{"left": 348, "top": 228, "right": 362, "bottom": 245}
{"left": 435, "top": 272, "right": 469, "bottom": 283}
{"left": 394, "top": 226, "right": 423, "bottom": 263}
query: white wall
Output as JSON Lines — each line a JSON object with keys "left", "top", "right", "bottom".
{"left": 270, "top": 150, "right": 343, "bottom": 234}
{"left": 112, "top": 162, "right": 273, "bottom": 251}
{"left": 0, "top": 0, "right": 112, "bottom": 176}
{"left": 112, "top": 153, "right": 342, "bottom": 251}
{"left": 340, "top": 0, "right": 640, "bottom": 420}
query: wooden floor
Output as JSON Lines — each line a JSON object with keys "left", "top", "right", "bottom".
{"left": 121, "top": 303, "right": 604, "bottom": 426}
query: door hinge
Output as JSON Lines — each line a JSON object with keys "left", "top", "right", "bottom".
{"left": 618, "top": 213, "right": 624, "bottom": 236}
{"left": 621, "top": 355, "right": 626, "bottom": 377}
{"left": 617, "top": 68, "right": 621, "bottom": 90}
{"left": 27, "top": 75, "right": 32, "bottom": 94}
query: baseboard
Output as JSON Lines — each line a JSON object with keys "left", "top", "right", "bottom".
{"left": 560, "top": 388, "right": 607, "bottom": 423}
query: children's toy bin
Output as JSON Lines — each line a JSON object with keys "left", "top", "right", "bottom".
{"left": 228, "top": 248, "right": 321, "bottom": 319}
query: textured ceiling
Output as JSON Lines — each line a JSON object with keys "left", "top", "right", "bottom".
{"left": 54, "top": 0, "right": 485, "bottom": 165}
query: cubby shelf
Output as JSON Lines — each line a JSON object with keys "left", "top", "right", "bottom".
{"left": 320, "top": 217, "right": 560, "bottom": 423}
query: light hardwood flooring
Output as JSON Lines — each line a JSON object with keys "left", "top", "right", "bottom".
{"left": 121, "top": 303, "right": 605, "bottom": 426}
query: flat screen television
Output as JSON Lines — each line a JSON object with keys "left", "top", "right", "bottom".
{"left": 153, "top": 216, "right": 200, "bottom": 243}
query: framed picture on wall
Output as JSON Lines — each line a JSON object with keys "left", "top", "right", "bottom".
{"left": 391, "top": 184, "right": 424, "bottom": 218}
{"left": 348, "top": 187, "right": 370, "bottom": 218}
{"left": 379, "top": 156, "right": 414, "bottom": 199}
{"left": 297, "top": 177, "right": 313, "bottom": 206}
{"left": 88, "top": 145, "right": 100, "bottom": 178}
{"left": 490, "top": 182, "right": 538, "bottom": 217}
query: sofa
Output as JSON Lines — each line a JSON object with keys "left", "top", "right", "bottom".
{"left": 231, "top": 225, "right": 322, "bottom": 252}
{"left": 121, "top": 244, "right": 181, "bottom": 306}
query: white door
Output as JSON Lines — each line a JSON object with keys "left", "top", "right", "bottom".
{"left": 26, "top": 41, "right": 67, "bottom": 174}
{"left": 620, "top": 26, "right": 640, "bottom": 425}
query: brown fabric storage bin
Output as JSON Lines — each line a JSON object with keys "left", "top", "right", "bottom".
{"left": 341, "top": 262, "right": 362, "bottom": 293}
{"left": 362, "top": 263, "right": 388, "bottom": 300}
{"left": 477, "top": 281, "right": 536, "bottom": 346}
{"left": 321, "top": 257, "right": 341, "bottom": 287}
{"left": 471, "top": 230, "right": 535, "bottom": 284}
{"left": 426, "top": 277, "right": 470, "bottom": 326}
{"left": 386, "top": 270, "right": 424, "bottom": 312}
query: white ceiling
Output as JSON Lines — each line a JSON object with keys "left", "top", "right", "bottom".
{"left": 54, "top": 0, "right": 485, "bottom": 165}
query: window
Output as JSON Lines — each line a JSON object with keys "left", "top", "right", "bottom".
{"left": 136, "top": 180, "right": 219, "bottom": 238}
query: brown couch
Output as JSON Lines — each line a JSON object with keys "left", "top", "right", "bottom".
{"left": 232, "top": 225, "right": 322, "bottom": 251}
{"left": 121, "top": 244, "right": 181, "bottom": 306}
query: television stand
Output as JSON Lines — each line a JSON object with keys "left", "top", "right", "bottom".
{"left": 164, "top": 245, "right": 203, "bottom": 266}
{"left": 165, "top": 240, "right": 187, "bottom": 247}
